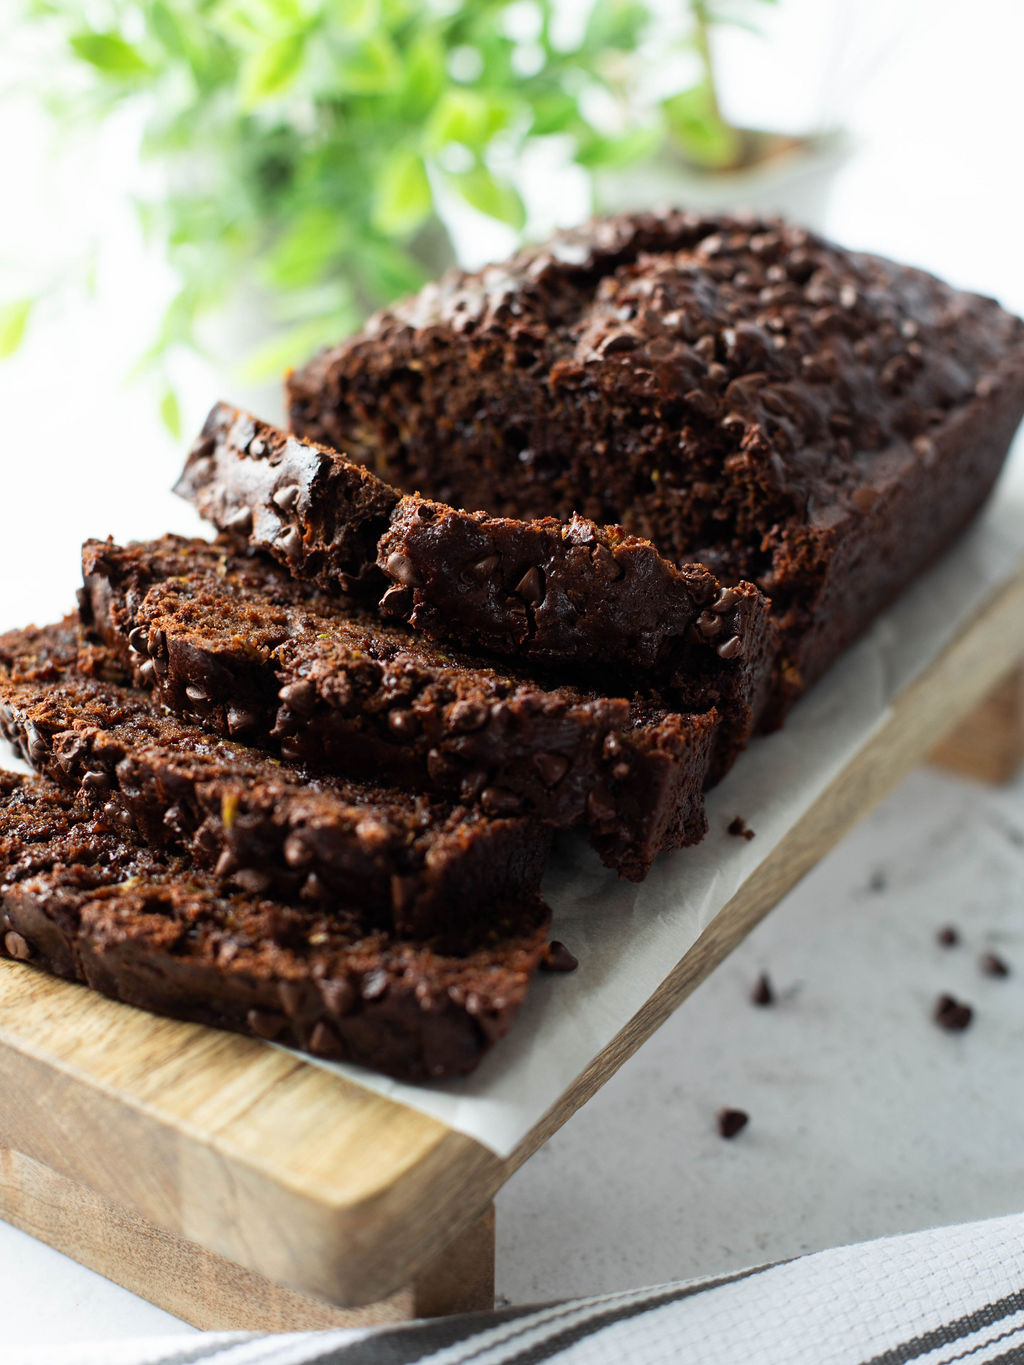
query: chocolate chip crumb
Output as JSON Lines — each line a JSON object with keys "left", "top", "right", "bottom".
{"left": 717, "top": 1108, "right": 749, "bottom": 1139}
{"left": 728, "top": 816, "right": 755, "bottom": 840}
{"left": 980, "top": 951, "right": 1010, "bottom": 978}
{"left": 750, "top": 972, "right": 774, "bottom": 1007}
{"left": 541, "top": 940, "right": 578, "bottom": 973}
{"left": 933, "top": 993, "right": 973, "bottom": 1031}
{"left": 937, "top": 925, "right": 959, "bottom": 948}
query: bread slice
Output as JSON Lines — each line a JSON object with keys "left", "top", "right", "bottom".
{"left": 80, "top": 535, "right": 718, "bottom": 880}
{"left": 175, "top": 403, "right": 775, "bottom": 770}
{"left": 0, "top": 769, "right": 549, "bottom": 1080}
{"left": 286, "top": 210, "right": 1024, "bottom": 714}
{"left": 0, "top": 621, "right": 548, "bottom": 939}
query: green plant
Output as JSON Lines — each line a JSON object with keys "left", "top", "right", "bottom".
{"left": 7, "top": 0, "right": 778, "bottom": 428}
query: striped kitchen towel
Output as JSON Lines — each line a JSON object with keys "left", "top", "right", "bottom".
{"left": 14, "top": 1210, "right": 1024, "bottom": 1365}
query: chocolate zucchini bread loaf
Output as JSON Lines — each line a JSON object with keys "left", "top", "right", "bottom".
{"left": 177, "top": 403, "right": 774, "bottom": 764}
{"left": 287, "top": 211, "right": 1024, "bottom": 707}
{"left": 0, "top": 770, "right": 548, "bottom": 1080}
{"left": 0, "top": 621, "right": 547, "bottom": 938}
{"left": 80, "top": 535, "right": 718, "bottom": 879}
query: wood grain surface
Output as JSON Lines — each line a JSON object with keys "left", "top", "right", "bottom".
{"left": 0, "top": 562, "right": 1021, "bottom": 1315}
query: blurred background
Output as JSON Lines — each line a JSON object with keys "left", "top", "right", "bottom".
{"left": 2, "top": 0, "right": 1024, "bottom": 1346}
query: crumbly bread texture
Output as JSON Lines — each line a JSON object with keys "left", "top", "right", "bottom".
{"left": 0, "top": 769, "right": 549, "bottom": 1080}
{"left": 80, "top": 534, "right": 718, "bottom": 879}
{"left": 0, "top": 621, "right": 547, "bottom": 939}
{"left": 287, "top": 210, "right": 1024, "bottom": 707}
{"left": 175, "top": 402, "right": 774, "bottom": 756}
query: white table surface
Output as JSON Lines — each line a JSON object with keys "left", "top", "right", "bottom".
{"left": 2, "top": 0, "right": 1024, "bottom": 1346}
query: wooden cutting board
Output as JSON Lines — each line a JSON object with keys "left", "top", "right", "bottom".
{"left": 0, "top": 563, "right": 1022, "bottom": 1329}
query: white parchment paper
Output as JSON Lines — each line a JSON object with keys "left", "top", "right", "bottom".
{"left": 298, "top": 444, "right": 1023, "bottom": 1156}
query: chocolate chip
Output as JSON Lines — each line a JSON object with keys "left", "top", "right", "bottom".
{"left": 466, "top": 554, "right": 500, "bottom": 581}
{"left": 127, "top": 626, "right": 149, "bottom": 655}
{"left": 851, "top": 486, "right": 879, "bottom": 513}
{"left": 728, "top": 816, "right": 755, "bottom": 840}
{"left": 387, "top": 708, "right": 419, "bottom": 738}
{"left": 600, "top": 331, "right": 639, "bottom": 356}
{"left": 750, "top": 972, "right": 773, "bottom": 1006}
{"left": 246, "top": 1009, "right": 287, "bottom": 1040}
{"left": 234, "top": 868, "right": 271, "bottom": 896}
{"left": 385, "top": 551, "right": 422, "bottom": 587}
{"left": 82, "top": 769, "right": 111, "bottom": 792}
{"left": 150, "top": 629, "right": 168, "bottom": 660}
{"left": 717, "top": 634, "right": 743, "bottom": 660}
{"left": 591, "top": 543, "right": 624, "bottom": 580}
{"left": 717, "top": 1108, "right": 749, "bottom": 1139}
{"left": 379, "top": 584, "right": 413, "bottom": 617}
{"left": 697, "top": 610, "right": 722, "bottom": 638}
{"left": 449, "top": 699, "right": 488, "bottom": 732}
{"left": 136, "top": 659, "right": 156, "bottom": 687}
{"left": 320, "top": 978, "right": 356, "bottom": 1016}
{"left": 515, "top": 566, "right": 544, "bottom": 605}
{"left": 980, "top": 951, "right": 1010, "bottom": 978}
{"left": 4, "top": 931, "right": 32, "bottom": 961}
{"left": 278, "top": 679, "right": 316, "bottom": 715}
{"left": 224, "top": 506, "right": 253, "bottom": 535}
{"left": 361, "top": 969, "right": 389, "bottom": 1000}
{"left": 587, "top": 787, "right": 617, "bottom": 824}
{"left": 185, "top": 684, "right": 209, "bottom": 703}
{"left": 481, "top": 786, "right": 523, "bottom": 816}
{"left": 214, "top": 850, "right": 238, "bottom": 878}
{"left": 275, "top": 525, "right": 303, "bottom": 560}
{"left": 712, "top": 586, "right": 740, "bottom": 613}
{"left": 541, "top": 940, "right": 578, "bottom": 972}
{"left": 24, "top": 726, "right": 48, "bottom": 765}
{"left": 532, "top": 751, "right": 569, "bottom": 787}
{"left": 283, "top": 833, "right": 312, "bottom": 868}
{"left": 934, "top": 993, "right": 973, "bottom": 1031}
{"left": 272, "top": 484, "right": 301, "bottom": 513}
{"left": 226, "top": 705, "right": 257, "bottom": 736}
{"left": 937, "top": 925, "right": 959, "bottom": 948}
{"left": 309, "top": 1020, "right": 344, "bottom": 1058}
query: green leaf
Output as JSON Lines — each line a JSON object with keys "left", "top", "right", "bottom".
{"left": 0, "top": 299, "right": 34, "bottom": 360}
{"left": 336, "top": 32, "right": 402, "bottom": 95}
{"left": 263, "top": 207, "right": 348, "bottom": 290}
{"left": 426, "top": 89, "right": 511, "bottom": 153}
{"left": 160, "top": 386, "right": 182, "bottom": 439}
{"left": 372, "top": 149, "right": 433, "bottom": 235}
{"left": 449, "top": 166, "right": 526, "bottom": 229}
{"left": 529, "top": 92, "right": 581, "bottom": 137}
{"left": 240, "top": 315, "right": 359, "bottom": 382}
{"left": 69, "top": 31, "right": 151, "bottom": 78}
{"left": 356, "top": 238, "right": 429, "bottom": 304}
{"left": 398, "top": 30, "right": 447, "bottom": 120}
{"left": 574, "top": 126, "right": 660, "bottom": 170}
{"left": 662, "top": 83, "right": 743, "bottom": 170}
{"left": 582, "top": 0, "right": 650, "bottom": 53}
{"left": 240, "top": 34, "right": 306, "bottom": 108}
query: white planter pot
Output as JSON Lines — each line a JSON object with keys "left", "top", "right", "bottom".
{"left": 596, "top": 130, "right": 851, "bottom": 233}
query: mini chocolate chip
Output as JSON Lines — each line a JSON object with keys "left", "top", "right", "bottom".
{"left": 600, "top": 331, "right": 639, "bottom": 355}
{"left": 4, "top": 931, "right": 32, "bottom": 961}
{"left": 275, "top": 525, "right": 303, "bottom": 560}
{"left": 717, "top": 635, "right": 743, "bottom": 660}
{"left": 136, "top": 659, "right": 156, "bottom": 686}
{"left": 279, "top": 679, "right": 316, "bottom": 715}
{"left": 25, "top": 726, "right": 48, "bottom": 765}
{"left": 934, "top": 993, "right": 973, "bottom": 1031}
{"left": 102, "top": 800, "right": 134, "bottom": 829}
{"left": 696, "top": 610, "right": 722, "bottom": 638}
{"left": 515, "top": 566, "right": 544, "bottom": 605}
{"left": 449, "top": 699, "right": 488, "bottom": 732}
{"left": 320, "top": 978, "right": 356, "bottom": 1015}
{"left": 981, "top": 951, "right": 1010, "bottom": 978}
{"left": 532, "top": 751, "right": 569, "bottom": 787}
{"left": 127, "top": 626, "right": 149, "bottom": 655}
{"left": 750, "top": 972, "right": 773, "bottom": 1006}
{"left": 224, "top": 506, "right": 253, "bottom": 535}
{"left": 82, "top": 769, "right": 110, "bottom": 792}
{"left": 226, "top": 706, "right": 257, "bottom": 736}
{"left": 214, "top": 850, "right": 238, "bottom": 878}
{"left": 611, "top": 761, "right": 630, "bottom": 780}
{"left": 247, "top": 1009, "right": 287, "bottom": 1040}
{"left": 309, "top": 1020, "right": 344, "bottom": 1058}
{"left": 712, "top": 586, "right": 740, "bottom": 613}
{"left": 717, "top": 1108, "right": 749, "bottom": 1139}
{"left": 185, "top": 684, "right": 209, "bottom": 703}
{"left": 385, "top": 551, "right": 421, "bottom": 587}
{"left": 302, "top": 872, "right": 328, "bottom": 901}
{"left": 481, "top": 786, "right": 523, "bottom": 816}
{"left": 541, "top": 940, "right": 579, "bottom": 972}
{"left": 728, "top": 816, "right": 755, "bottom": 840}
{"left": 234, "top": 868, "right": 271, "bottom": 896}
{"left": 150, "top": 630, "right": 168, "bottom": 659}
{"left": 278, "top": 980, "right": 306, "bottom": 1015}
{"left": 272, "top": 484, "right": 301, "bottom": 513}
{"left": 937, "top": 925, "right": 959, "bottom": 948}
